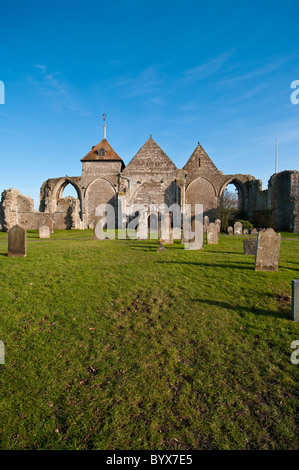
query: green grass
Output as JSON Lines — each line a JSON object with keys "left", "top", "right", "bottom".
{"left": 0, "top": 231, "right": 298, "bottom": 450}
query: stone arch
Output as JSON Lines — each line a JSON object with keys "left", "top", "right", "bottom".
{"left": 52, "top": 178, "right": 83, "bottom": 219}
{"left": 85, "top": 177, "right": 117, "bottom": 225}
{"left": 219, "top": 177, "right": 249, "bottom": 215}
{"left": 185, "top": 176, "right": 217, "bottom": 219}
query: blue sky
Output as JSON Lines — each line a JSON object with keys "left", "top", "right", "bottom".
{"left": 0, "top": 0, "right": 298, "bottom": 207}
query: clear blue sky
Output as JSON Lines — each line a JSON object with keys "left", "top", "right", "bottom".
{"left": 0, "top": 0, "right": 298, "bottom": 207}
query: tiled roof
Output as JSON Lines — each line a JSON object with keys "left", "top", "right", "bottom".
{"left": 81, "top": 139, "right": 123, "bottom": 162}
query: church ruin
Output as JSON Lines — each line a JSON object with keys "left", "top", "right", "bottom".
{"left": 0, "top": 135, "right": 298, "bottom": 232}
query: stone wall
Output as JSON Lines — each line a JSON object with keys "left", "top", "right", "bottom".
{"left": 269, "top": 171, "right": 299, "bottom": 232}
{"left": 1, "top": 137, "right": 298, "bottom": 232}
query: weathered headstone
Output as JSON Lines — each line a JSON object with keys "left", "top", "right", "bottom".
{"left": 137, "top": 221, "right": 148, "bottom": 240}
{"left": 186, "top": 217, "right": 204, "bottom": 250}
{"left": 39, "top": 225, "right": 50, "bottom": 239}
{"left": 243, "top": 238, "right": 257, "bottom": 255}
{"left": 8, "top": 225, "right": 27, "bottom": 257}
{"left": 162, "top": 228, "right": 174, "bottom": 245}
{"left": 227, "top": 226, "right": 233, "bottom": 235}
{"left": 203, "top": 215, "right": 209, "bottom": 233}
{"left": 251, "top": 228, "right": 257, "bottom": 235}
{"left": 207, "top": 223, "right": 218, "bottom": 244}
{"left": 243, "top": 228, "right": 248, "bottom": 235}
{"left": 291, "top": 280, "right": 299, "bottom": 322}
{"left": 93, "top": 219, "right": 105, "bottom": 240}
{"left": 215, "top": 219, "right": 221, "bottom": 233}
{"left": 234, "top": 222, "right": 243, "bottom": 235}
{"left": 255, "top": 228, "right": 281, "bottom": 271}
{"left": 46, "top": 218, "right": 54, "bottom": 234}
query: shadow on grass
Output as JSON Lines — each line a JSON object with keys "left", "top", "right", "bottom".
{"left": 0, "top": 253, "right": 8, "bottom": 257}
{"left": 191, "top": 297, "right": 290, "bottom": 320}
{"left": 155, "top": 260, "right": 254, "bottom": 270}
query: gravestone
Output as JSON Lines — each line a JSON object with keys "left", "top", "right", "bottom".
{"left": 234, "top": 222, "right": 243, "bottom": 235}
{"left": 46, "top": 218, "right": 54, "bottom": 234}
{"left": 93, "top": 219, "right": 105, "bottom": 240}
{"left": 157, "top": 240, "right": 166, "bottom": 251}
{"left": 291, "top": 280, "right": 299, "bottom": 322}
{"left": 215, "top": 219, "right": 221, "bottom": 233}
{"left": 227, "top": 226, "right": 233, "bottom": 235}
{"left": 243, "top": 238, "right": 257, "bottom": 255}
{"left": 251, "top": 228, "right": 257, "bottom": 235}
{"left": 203, "top": 215, "right": 209, "bottom": 233}
{"left": 255, "top": 228, "right": 281, "bottom": 272}
{"left": 163, "top": 228, "right": 174, "bottom": 245}
{"left": 207, "top": 223, "right": 218, "bottom": 244}
{"left": 39, "top": 225, "right": 50, "bottom": 239}
{"left": 243, "top": 228, "right": 248, "bottom": 235}
{"left": 186, "top": 217, "right": 204, "bottom": 250}
{"left": 8, "top": 225, "right": 27, "bottom": 257}
{"left": 137, "top": 221, "right": 148, "bottom": 240}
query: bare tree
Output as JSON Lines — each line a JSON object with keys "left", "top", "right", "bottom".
{"left": 219, "top": 189, "right": 239, "bottom": 231}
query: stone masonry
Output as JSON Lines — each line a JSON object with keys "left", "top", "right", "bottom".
{"left": 0, "top": 134, "right": 298, "bottom": 232}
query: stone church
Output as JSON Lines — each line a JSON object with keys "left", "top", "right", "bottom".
{"left": 0, "top": 135, "right": 298, "bottom": 232}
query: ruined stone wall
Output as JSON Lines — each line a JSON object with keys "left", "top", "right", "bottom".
{"left": 0, "top": 188, "right": 81, "bottom": 231}
{"left": 269, "top": 171, "right": 299, "bottom": 232}
{"left": 1, "top": 138, "right": 298, "bottom": 233}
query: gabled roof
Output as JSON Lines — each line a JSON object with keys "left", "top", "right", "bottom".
{"left": 81, "top": 139, "right": 123, "bottom": 162}
{"left": 183, "top": 142, "right": 219, "bottom": 174}
{"left": 122, "top": 135, "right": 177, "bottom": 173}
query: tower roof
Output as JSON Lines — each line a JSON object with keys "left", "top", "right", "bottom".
{"left": 81, "top": 139, "right": 123, "bottom": 162}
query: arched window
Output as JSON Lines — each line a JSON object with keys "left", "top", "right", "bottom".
{"left": 98, "top": 147, "right": 106, "bottom": 157}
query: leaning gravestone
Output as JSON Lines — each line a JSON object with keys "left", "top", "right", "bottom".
{"left": 255, "top": 228, "right": 281, "bottom": 272}
{"left": 234, "top": 222, "right": 243, "bottom": 235}
{"left": 243, "top": 238, "right": 257, "bottom": 255}
{"left": 39, "top": 225, "right": 50, "bottom": 239}
{"left": 207, "top": 223, "right": 218, "bottom": 244}
{"left": 215, "top": 219, "right": 221, "bottom": 233}
{"left": 8, "top": 225, "right": 27, "bottom": 257}
{"left": 46, "top": 218, "right": 54, "bottom": 234}
{"left": 227, "top": 226, "right": 233, "bottom": 235}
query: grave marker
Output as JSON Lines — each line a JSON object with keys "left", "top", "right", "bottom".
{"left": 8, "top": 225, "right": 27, "bottom": 257}
{"left": 255, "top": 228, "right": 281, "bottom": 271}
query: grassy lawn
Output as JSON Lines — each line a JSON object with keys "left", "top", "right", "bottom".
{"left": 0, "top": 231, "right": 298, "bottom": 450}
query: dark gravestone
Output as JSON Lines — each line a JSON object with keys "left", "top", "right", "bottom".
{"left": 291, "top": 280, "right": 299, "bottom": 322}
{"left": 8, "top": 225, "right": 27, "bottom": 257}
{"left": 243, "top": 238, "right": 257, "bottom": 255}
